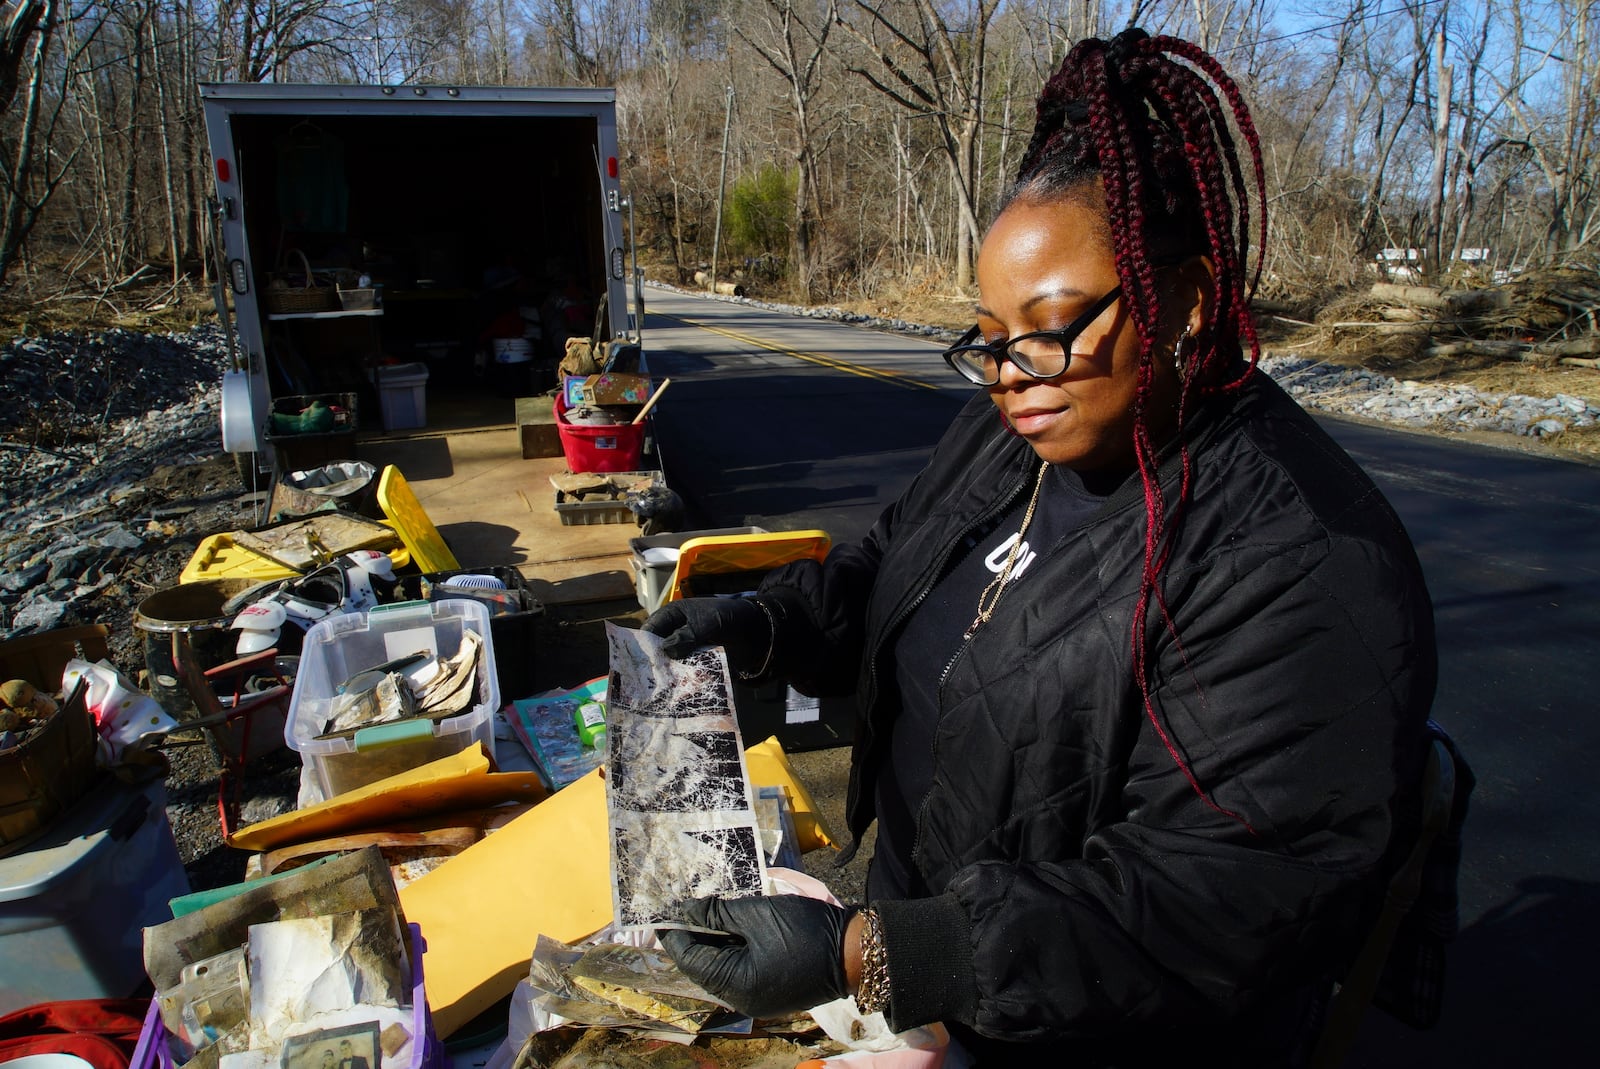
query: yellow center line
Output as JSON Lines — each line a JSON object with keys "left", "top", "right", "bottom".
{"left": 653, "top": 311, "right": 941, "bottom": 392}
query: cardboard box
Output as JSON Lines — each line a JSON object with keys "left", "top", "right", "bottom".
{"left": 564, "top": 372, "right": 653, "bottom": 408}
{"left": 515, "top": 396, "right": 563, "bottom": 459}
{"left": 0, "top": 626, "right": 105, "bottom": 849}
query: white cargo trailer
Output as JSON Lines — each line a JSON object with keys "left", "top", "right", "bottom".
{"left": 199, "top": 83, "right": 635, "bottom": 483}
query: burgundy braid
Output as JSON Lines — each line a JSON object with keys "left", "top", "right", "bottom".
{"left": 1011, "top": 28, "right": 1268, "bottom": 831}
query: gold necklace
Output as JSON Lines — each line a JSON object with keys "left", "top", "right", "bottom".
{"left": 964, "top": 459, "right": 1049, "bottom": 640}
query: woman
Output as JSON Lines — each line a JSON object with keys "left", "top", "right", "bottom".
{"left": 648, "top": 28, "right": 1435, "bottom": 1065}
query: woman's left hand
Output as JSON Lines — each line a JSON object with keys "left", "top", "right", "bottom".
{"left": 659, "top": 894, "right": 851, "bottom": 1017}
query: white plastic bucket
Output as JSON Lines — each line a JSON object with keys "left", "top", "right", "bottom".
{"left": 492, "top": 338, "right": 533, "bottom": 364}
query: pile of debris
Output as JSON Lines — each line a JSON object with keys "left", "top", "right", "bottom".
{"left": 1312, "top": 269, "right": 1600, "bottom": 364}
{"left": 0, "top": 326, "right": 242, "bottom": 638}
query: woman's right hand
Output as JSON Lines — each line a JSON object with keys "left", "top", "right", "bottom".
{"left": 641, "top": 596, "right": 775, "bottom": 678}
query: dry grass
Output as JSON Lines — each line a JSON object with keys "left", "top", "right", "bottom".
{"left": 0, "top": 276, "right": 219, "bottom": 344}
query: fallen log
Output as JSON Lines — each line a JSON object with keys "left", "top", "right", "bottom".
{"left": 1421, "top": 340, "right": 1529, "bottom": 359}
{"left": 691, "top": 270, "right": 746, "bottom": 297}
{"left": 1328, "top": 321, "right": 1431, "bottom": 335}
{"left": 1533, "top": 337, "right": 1600, "bottom": 358}
{"left": 1558, "top": 357, "right": 1600, "bottom": 369}
{"left": 1368, "top": 282, "right": 1508, "bottom": 316}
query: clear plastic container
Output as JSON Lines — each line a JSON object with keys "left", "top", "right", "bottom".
{"left": 285, "top": 599, "right": 499, "bottom": 798}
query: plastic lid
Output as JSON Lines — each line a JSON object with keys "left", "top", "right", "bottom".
{"left": 2, "top": 1055, "right": 99, "bottom": 1069}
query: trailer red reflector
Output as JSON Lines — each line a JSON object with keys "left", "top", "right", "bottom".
{"left": 607, "top": 156, "right": 618, "bottom": 179}
{"left": 216, "top": 159, "right": 231, "bottom": 183}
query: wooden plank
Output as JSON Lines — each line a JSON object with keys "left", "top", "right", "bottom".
{"left": 230, "top": 512, "right": 400, "bottom": 572}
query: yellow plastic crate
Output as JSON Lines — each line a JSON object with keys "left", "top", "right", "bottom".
{"left": 179, "top": 523, "right": 411, "bottom": 584}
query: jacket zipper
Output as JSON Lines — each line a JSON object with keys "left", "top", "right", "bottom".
{"left": 872, "top": 463, "right": 1032, "bottom": 874}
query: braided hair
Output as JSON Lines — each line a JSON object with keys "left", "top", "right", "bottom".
{"left": 1013, "top": 28, "right": 1267, "bottom": 829}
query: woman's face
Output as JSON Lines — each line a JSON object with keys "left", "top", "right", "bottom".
{"left": 974, "top": 190, "right": 1200, "bottom": 471}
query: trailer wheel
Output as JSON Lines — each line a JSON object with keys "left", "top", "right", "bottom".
{"left": 234, "top": 450, "right": 268, "bottom": 492}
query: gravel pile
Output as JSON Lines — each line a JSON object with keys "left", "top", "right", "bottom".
{"left": 0, "top": 324, "right": 286, "bottom": 890}
{"left": 0, "top": 326, "right": 240, "bottom": 635}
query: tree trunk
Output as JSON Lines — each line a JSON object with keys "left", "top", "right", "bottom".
{"left": 149, "top": 3, "right": 183, "bottom": 284}
{"left": 1424, "top": 30, "right": 1451, "bottom": 282}
{"left": 0, "top": 5, "right": 53, "bottom": 286}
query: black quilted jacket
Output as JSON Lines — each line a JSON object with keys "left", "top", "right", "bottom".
{"left": 757, "top": 371, "right": 1437, "bottom": 1061}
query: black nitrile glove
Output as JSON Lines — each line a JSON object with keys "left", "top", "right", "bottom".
{"left": 641, "top": 596, "right": 774, "bottom": 677}
{"left": 659, "top": 895, "right": 851, "bottom": 1018}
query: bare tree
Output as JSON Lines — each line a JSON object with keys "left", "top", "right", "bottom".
{"left": 731, "top": 0, "right": 837, "bottom": 299}
{"left": 0, "top": 1, "right": 108, "bottom": 286}
{"left": 1499, "top": 0, "right": 1600, "bottom": 259}
{"left": 834, "top": 0, "right": 1002, "bottom": 287}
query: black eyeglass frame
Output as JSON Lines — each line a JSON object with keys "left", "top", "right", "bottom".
{"left": 941, "top": 284, "right": 1125, "bottom": 386}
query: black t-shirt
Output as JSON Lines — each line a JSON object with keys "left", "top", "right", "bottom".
{"left": 870, "top": 463, "right": 1119, "bottom": 901}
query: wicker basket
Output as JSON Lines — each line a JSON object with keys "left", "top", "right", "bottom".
{"left": 264, "top": 249, "right": 337, "bottom": 314}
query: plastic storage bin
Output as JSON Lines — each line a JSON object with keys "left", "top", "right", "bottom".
{"left": 376, "top": 362, "right": 430, "bottom": 431}
{"left": 265, "top": 392, "right": 359, "bottom": 472}
{"left": 553, "top": 392, "right": 645, "bottom": 473}
{"left": 0, "top": 775, "right": 190, "bottom": 1013}
{"left": 286, "top": 599, "right": 500, "bottom": 799}
{"left": 628, "top": 526, "right": 769, "bottom": 615}
{"left": 130, "top": 923, "right": 445, "bottom": 1069}
{"left": 391, "top": 566, "right": 545, "bottom": 701}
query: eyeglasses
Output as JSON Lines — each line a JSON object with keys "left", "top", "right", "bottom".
{"left": 942, "top": 285, "right": 1124, "bottom": 386}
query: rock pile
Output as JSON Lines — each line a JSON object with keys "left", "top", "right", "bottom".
{"left": 0, "top": 326, "right": 241, "bottom": 639}
{"left": 1260, "top": 354, "right": 1600, "bottom": 439}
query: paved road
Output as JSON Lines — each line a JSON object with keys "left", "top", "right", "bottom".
{"left": 642, "top": 285, "right": 1599, "bottom": 1065}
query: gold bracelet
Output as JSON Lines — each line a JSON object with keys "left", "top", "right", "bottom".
{"left": 854, "top": 907, "right": 891, "bottom": 1015}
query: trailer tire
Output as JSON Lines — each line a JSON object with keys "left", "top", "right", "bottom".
{"left": 234, "top": 450, "right": 268, "bottom": 492}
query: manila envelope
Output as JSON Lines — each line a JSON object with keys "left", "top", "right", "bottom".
{"left": 229, "top": 743, "right": 546, "bottom": 852}
{"left": 400, "top": 737, "right": 827, "bottom": 1038}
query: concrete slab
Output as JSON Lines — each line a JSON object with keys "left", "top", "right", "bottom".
{"left": 353, "top": 424, "right": 643, "bottom": 607}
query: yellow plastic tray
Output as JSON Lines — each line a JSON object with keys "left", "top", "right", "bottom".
{"left": 180, "top": 523, "right": 411, "bottom": 584}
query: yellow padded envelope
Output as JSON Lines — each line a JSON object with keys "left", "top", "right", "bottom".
{"left": 400, "top": 737, "right": 836, "bottom": 1037}
{"left": 745, "top": 735, "right": 837, "bottom": 852}
{"left": 227, "top": 744, "right": 546, "bottom": 851}
{"left": 400, "top": 768, "right": 611, "bottom": 1037}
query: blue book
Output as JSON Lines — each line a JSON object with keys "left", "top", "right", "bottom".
{"left": 510, "top": 677, "right": 608, "bottom": 791}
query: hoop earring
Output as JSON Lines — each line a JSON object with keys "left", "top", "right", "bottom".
{"left": 1172, "top": 327, "right": 1192, "bottom": 375}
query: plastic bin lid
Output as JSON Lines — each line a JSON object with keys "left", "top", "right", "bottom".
{"left": 377, "top": 361, "right": 429, "bottom": 382}
{"left": 0, "top": 777, "right": 157, "bottom": 901}
{"left": 376, "top": 466, "right": 461, "bottom": 574}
